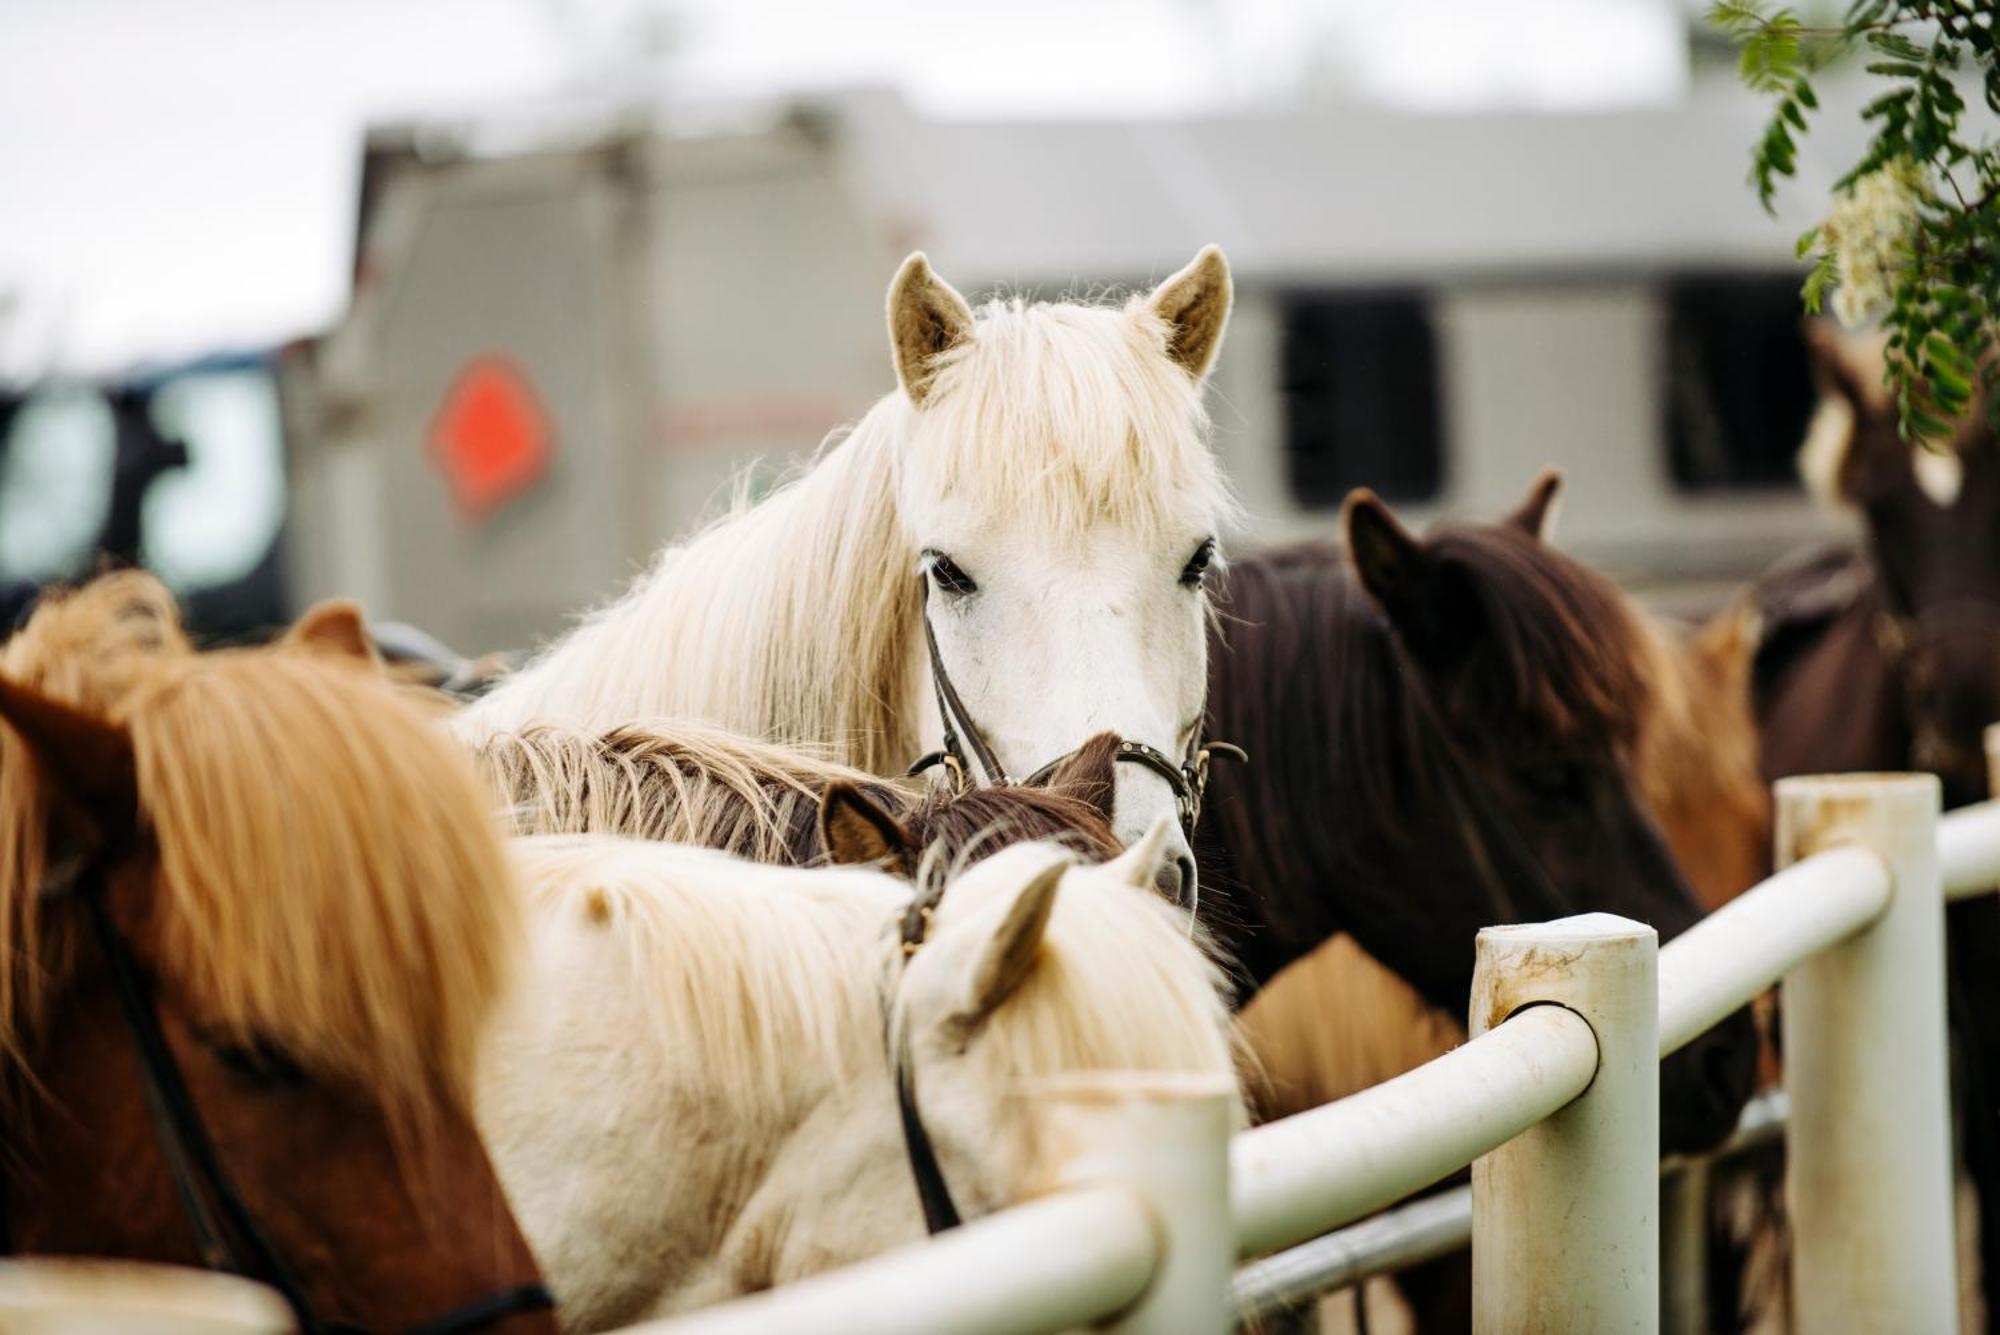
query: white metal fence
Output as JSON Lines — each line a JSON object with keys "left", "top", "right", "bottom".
{"left": 25, "top": 770, "right": 1995, "bottom": 1332}
{"left": 624, "top": 769, "right": 2000, "bottom": 1335}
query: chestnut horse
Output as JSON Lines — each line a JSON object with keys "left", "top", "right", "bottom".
{"left": 0, "top": 576, "right": 555, "bottom": 1334}
{"left": 1752, "top": 324, "right": 2000, "bottom": 1328}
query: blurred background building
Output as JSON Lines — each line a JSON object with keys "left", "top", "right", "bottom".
{"left": 1, "top": 0, "right": 1867, "bottom": 647}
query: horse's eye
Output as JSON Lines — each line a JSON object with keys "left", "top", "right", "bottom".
{"left": 923, "top": 551, "right": 978, "bottom": 598}
{"left": 1180, "top": 539, "right": 1217, "bottom": 589}
{"left": 209, "top": 1037, "right": 306, "bottom": 1089}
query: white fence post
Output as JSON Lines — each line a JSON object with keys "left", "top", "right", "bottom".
{"left": 1026, "top": 1072, "right": 1234, "bottom": 1335}
{"left": 1470, "top": 913, "right": 1658, "bottom": 1334}
{"left": 1776, "top": 773, "right": 1956, "bottom": 1332}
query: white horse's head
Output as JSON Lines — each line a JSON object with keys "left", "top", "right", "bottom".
{"left": 885, "top": 247, "right": 1237, "bottom": 907}
{"left": 889, "top": 835, "right": 1240, "bottom": 1221}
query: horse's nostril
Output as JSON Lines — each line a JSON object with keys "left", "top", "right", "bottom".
{"left": 1153, "top": 855, "right": 1196, "bottom": 907}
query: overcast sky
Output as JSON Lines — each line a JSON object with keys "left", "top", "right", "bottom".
{"left": 0, "top": 0, "right": 1690, "bottom": 379}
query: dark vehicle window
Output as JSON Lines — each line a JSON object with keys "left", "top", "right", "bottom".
{"left": 0, "top": 362, "right": 286, "bottom": 637}
{"left": 0, "top": 388, "right": 113, "bottom": 581}
{"left": 1279, "top": 291, "right": 1445, "bottom": 507}
{"left": 1662, "top": 274, "right": 1816, "bottom": 491}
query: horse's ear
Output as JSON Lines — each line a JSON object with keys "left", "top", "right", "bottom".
{"left": 1144, "top": 245, "right": 1233, "bottom": 381}
{"left": 1104, "top": 813, "right": 1175, "bottom": 890}
{"left": 957, "top": 855, "right": 1065, "bottom": 1030}
{"left": 1506, "top": 469, "right": 1564, "bottom": 541}
{"left": 888, "top": 252, "right": 975, "bottom": 409}
{"left": 1798, "top": 320, "right": 1915, "bottom": 508}
{"left": 1802, "top": 319, "right": 1891, "bottom": 416}
{"left": 1343, "top": 489, "right": 1426, "bottom": 621}
{"left": 0, "top": 675, "right": 139, "bottom": 839}
{"left": 282, "top": 599, "right": 381, "bottom": 668}
{"left": 1343, "top": 489, "right": 1474, "bottom": 666}
{"left": 819, "top": 781, "right": 915, "bottom": 869}
{"left": 1041, "top": 732, "right": 1119, "bottom": 828}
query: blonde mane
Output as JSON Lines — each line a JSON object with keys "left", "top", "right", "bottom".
{"left": 455, "top": 286, "right": 1235, "bottom": 775}
{"left": 0, "top": 574, "right": 194, "bottom": 1067}
{"left": 0, "top": 580, "right": 520, "bottom": 1125}
{"left": 510, "top": 837, "right": 893, "bottom": 1123}
{"left": 510, "top": 836, "right": 1236, "bottom": 1127}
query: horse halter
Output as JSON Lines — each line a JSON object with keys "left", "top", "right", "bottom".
{"left": 885, "top": 872, "right": 963, "bottom": 1236}
{"left": 906, "top": 580, "right": 1245, "bottom": 835}
{"left": 29, "top": 862, "right": 554, "bottom": 1335}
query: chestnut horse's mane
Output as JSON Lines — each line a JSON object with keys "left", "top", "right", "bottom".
{"left": 0, "top": 574, "right": 519, "bottom": 1127}
{"left": 472, "top": 720, "right": 1123, "bottom": 869}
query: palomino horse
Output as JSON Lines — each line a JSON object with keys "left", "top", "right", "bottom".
{"left": 455, "top": 249, "right": 1240, "bottom": 903}
{"left": 472, "top": 720, "right": 1123, "bottom": 872}
{"left": 1752, "top": 324, "right": 2000, "bottom": 1328}
{"left": 1196, "top": 474, "right": 1760, "bottom": 1157}
{"left": 0, "top": 576, "right": 556, "bottom": 1334}
{"left": 476, "top": 830, "right": 1238, "bottom": 1330}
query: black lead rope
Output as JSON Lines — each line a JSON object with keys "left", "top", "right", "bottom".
{"left": 886, "top": 875, "right": 964, "bottom": 1236}
{"left": 70, "top": 869, "right": 553, "bottom": 1335}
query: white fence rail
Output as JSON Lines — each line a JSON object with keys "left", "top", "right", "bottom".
{"left": 622, "top": 780, "right": 2000, "bottom": 1335}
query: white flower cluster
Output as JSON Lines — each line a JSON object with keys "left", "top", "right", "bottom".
{"left": 1821, "top": 160, "right": 1926, "bottom": 328}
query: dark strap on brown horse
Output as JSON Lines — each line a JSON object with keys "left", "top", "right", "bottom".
{"left": 65, "top": 867, "right": 553, "bottom": 1335}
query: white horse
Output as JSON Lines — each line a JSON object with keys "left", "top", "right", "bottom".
{"left": 453, "top": 248, "right": 1238, "bottom": 902}
{"left": 475, "top": 827, "right": 1239, "bottom": 1330}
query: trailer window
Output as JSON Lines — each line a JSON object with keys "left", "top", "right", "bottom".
{"left": 1662, "top": 274, "right": 1815, "bottom": 491}
{"left": 1279, "top": 292, "right": 1444, "bottom": 508}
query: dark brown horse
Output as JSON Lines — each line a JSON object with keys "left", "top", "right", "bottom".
{"left": 0, "top": 576, "right": 556, "bottom": 1333}
{"left": 1751, "top": 324, "right": 2000, "bottom": 1327}
{"left": 1196, "top": 475, "right": 1760, "bottom": 1158}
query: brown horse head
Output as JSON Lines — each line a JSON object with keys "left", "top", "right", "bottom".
{"left": 819, "top": 733, "right": 1124, "bottom": 875}
{"left": 1802, "top": 322, "right": 2000, "bottom": 803}
{"left": 0, "top": 579, "right": 555, "bottom": 1333}
{"left": 1200, "top": 473, "right": 1758, "bottom": 1153}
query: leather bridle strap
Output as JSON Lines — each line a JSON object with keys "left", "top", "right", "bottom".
{"left": 69, "top": 868, "right": 554, "bottom": 1335}
{"left": 918, "top": 587, "right": 1011, "bottom": 786}
{"left": 910, "top": 578, "right": 1246, "bottom": 834}
{"left": 886, "top": 874, "right": 963, "bottom": 1236}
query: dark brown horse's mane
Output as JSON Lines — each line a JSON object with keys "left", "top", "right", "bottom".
{"left": 1200, "top": 526, "right": 1654, "bottom": 956}
{"left": 477, "top": 721, "right": 1121, "bottom": 872}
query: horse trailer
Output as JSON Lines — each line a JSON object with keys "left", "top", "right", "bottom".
{"left": 285, "top": 82, "right": 1873, "bottom": 654}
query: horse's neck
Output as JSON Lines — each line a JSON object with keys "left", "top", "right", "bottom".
{"left": 1757, "top": 590, "right": 1906, "bottom": 781}
{"left": 1202, "top": 586, "right": 1406, "bottom": 995}
{"left": 456, "top": 432, "right": 925, "bottom": 775}
{"left": 481, "top": 879, "right": 898, "bottom": 1325}
{"left": 666, "top": 1081, "right": 913, "bottom": 1314}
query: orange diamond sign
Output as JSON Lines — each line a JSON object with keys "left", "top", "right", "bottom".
{"left": 429, "top": 356, "right": 553, "bottom": 519}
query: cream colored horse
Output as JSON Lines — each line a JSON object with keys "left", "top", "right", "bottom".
{"left": 476, "top": 829, "right": 1239, "bottom": 1331}
{"left": 454, "top": 249, "right": 1239, "bottom": 902}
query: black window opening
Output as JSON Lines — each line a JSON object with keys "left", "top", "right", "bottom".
{"left": 1662, "top": 273, "right": 1817, "bottom": 492}
{"left": 1279, "top": 291, "right": 1445, "bottom": 508}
